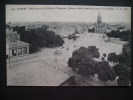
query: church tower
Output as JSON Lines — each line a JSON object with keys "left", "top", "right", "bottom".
{"left": 94, "top": 12, "right": 106, "bottom": 33}
{"left": 97, "top": 12, "right": 102, "bottom": 24}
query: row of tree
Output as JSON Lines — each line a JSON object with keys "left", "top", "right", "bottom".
{"left": 68, "top": 46, "right": 116, "bottom": 85}
{"left": 106, "top": 30, "right": 131, "bottom": 41}
{"left": 13, "top": 26, "right": 65, "bottom": 53}
{"left": 68, "top": 43, "right": 131, "bottom": 86}
{"left": 107, "top": 41, "right": 131, "bottom": 86}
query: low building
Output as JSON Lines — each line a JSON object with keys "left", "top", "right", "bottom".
{"left": 8, "top": 41, "right": 29, "bottom": 57}
{"left": 6, "top": 27, "right": 29, "bottom": 58}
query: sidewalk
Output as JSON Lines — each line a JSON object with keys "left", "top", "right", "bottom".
{"left": 6, "top": 53, "right": 39, "bottom": 64}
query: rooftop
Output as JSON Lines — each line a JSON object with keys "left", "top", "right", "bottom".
{"left": 9, "top": 41, "right": 29, "bottom": 48}
{"left": 6, "top": 28, "right": 17, "bottom": 35}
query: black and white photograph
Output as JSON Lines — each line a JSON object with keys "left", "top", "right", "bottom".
{"left": 6, "top": 5, "right": 131, "bottom": 86}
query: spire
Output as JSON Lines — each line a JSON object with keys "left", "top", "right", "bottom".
{"left": 97, "top": 11, "right": 102, "bottom": 24}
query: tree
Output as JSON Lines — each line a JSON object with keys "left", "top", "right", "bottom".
{"left": 101, "top": 53, "right": 107, "bottom": 61}
{"left": 121, "top": 30, "right": 131, "bottom": 41}
{"left": 113, "top": 64, "right": 130, "bottom": 76}
{"left": 71, "top": 46, "right": 100, "bottom": 59}
{"left": 68, "top": 46, "right": 98, "bottom": 77}
{"left": 15, "top": 26, "right": 64, "bottom": 53}
{"left": 105, "top": 29, "right": 131, "bottom": 41}
{"left": 68, "top": 33, "right": 78, "bottom": 40}
{"left": 107, "top": 37, "right": 131, "bottom": 86}
{"left": 101, "top": 57, "right": 105, "bottom": 61}
{"left": 117, "top": 75, "right": 130, "bottom": 86}
{"left": 122, "top": 43, "right": 131, "bottom": 64}
{"left": 111, "top": 30, "right": 116, "bottom": 39}
{"left": 107, "top": 52, "right": 118, "bottom": 66}
{"left": 111, "top": 41, "right": 131, "bottom": 86}
{"left": 72, "top": 47, "right": 88, "bottom": 58}
{"left": 115, "top": 30, "right": 120, "bottom": 38}
{"left": 95, "top": 61, "right": 116, "bottom": 84}
{"left": 68, "top": 54, "right": 97, "bottom": 77}
{"left": 44, "top": 31, "right": 64, "bottom": 47}
{"left": 117, "top": 44, "right": 131, "bottom": 68}
{"left": 103, "top": 53, "right": 106, "bottom": 57}
{"left": 29, "top": 42, "right": 38, "bottom": 53}
{"left": 113, "top": 64, "right": 130, "bottom": 86}
{"left": 87, "top": 46, "right": 100, "bottom": 58}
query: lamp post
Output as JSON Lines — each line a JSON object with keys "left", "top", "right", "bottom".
{"left": 9, "top": 54, "right": 11, "bottom": 69}
{"left": 8, "top": 47, "right": 11, "bottom": 69}
{"left": 6, "top": 43, "right": 11, "bottom": 69}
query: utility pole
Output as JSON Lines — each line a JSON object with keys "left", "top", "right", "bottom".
{"left": 7, "top": 43, "right": 11, "bottom": 69}
{"left": 9, "top": 51, "right": 11, "bottom": 69}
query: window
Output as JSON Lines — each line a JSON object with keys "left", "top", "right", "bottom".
{"left": 18, "top": 48, "right": 22, "bottom": 55}
{"left": 23, "top": 47, "right": 27, "bottom": 54}
{"left": 12, "top": 49, "right": 17, "bottom": 56}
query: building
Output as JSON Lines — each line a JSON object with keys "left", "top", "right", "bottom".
{"left": 94, "top": 12, "right": 106, "bottom": 33}
{"left": 6, "top": 26, "right": 29, "bottom": 58}
{"left": 6, "top": 28, "right": 20, "bottom": 43}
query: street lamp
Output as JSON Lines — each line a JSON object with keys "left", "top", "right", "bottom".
{"left": 9, "top": 54, "right": 11, "bottom": 69}
{"left": 6, "top": 43, "right": 11, "bottom": 69}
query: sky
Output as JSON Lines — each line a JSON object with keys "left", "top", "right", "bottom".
{"left": 6, "top": 5, "right": 131, "bottom": 24}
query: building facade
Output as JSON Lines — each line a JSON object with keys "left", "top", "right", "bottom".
{"left": 94, "top": 12, "right": 106, "bottom": 33}
{"left": 6, "top": 27, "right": 29, "bottom": 58}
